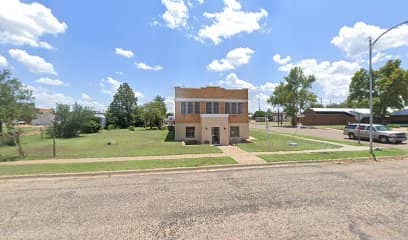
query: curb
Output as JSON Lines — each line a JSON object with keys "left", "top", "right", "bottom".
{"left": 2, "top": 156, "right": 405, "bottom": 180}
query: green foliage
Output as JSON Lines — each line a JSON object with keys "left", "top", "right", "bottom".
{"left": 0, "top": 70, "right": 34, "bottom": 136}
{"left": 128, "top": 126, "right": 135, "bottom": 131}
{"left": 268, "top": 67, "right": 317, "bottom": 126}
{"left": 80, "top": 117, "right": 102, "bottom": 134}
{"left": 252, "top": 111, "right": 266, "bottom": 119}
{"left": 142, "top": 96, "right": 167, "bottom": 129}
{"left": 347, "top": 59, "right": 408, "bottom": 118}
{"left": 106, "top": 83, "right": 137, "bottom": 129}
{"left": 52, "top": 103, "right": 97, "bottom": 138}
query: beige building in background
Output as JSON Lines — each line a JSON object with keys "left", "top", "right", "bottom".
{"left": 174, "top": 86, "right": 249, "bottom": 145}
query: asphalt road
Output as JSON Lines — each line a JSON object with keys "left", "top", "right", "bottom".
{"left": 251, "top": 123, "right": 408, "bottom": 150}
{"left": 1, "top": 161, "right": 408, "bottom": 239}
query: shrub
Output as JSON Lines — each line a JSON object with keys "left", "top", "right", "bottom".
{"left": 81, "top": 118, "right": 102, "bottom": 134}
{"left": 128, "top": 126, "right": 135, "bottom": 131}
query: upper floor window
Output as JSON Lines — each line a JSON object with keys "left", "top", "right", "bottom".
{"left": 206, "top": 102, "right": 219, "bottom": 114}
{"left": 181, "top": 102, "right": 200, "bottom": 114}
{"left": 225, "top": 102, "right": 244, "bottom": 114}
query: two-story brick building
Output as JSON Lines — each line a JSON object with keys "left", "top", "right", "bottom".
{"left": 174, "top": 86, "right": 249, "bottom": 145}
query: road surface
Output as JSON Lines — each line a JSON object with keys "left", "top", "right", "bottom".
{"left": 251, "top": 123, "right": 408, "bottom": 150}
{"left": 1, "top": 160, "right": 408, "bottom": 239}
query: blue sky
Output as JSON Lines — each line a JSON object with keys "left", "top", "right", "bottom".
{"left": 0, "top": 0, "right": 408, "bottom": 113}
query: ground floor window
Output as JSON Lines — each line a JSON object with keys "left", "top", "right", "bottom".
{"left": 186, "top": 127, "right": 195, "bottom": 138}
{"left": 230, "top": 126, "right": 240, "bottom": 138}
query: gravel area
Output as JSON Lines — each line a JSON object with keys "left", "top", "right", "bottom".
{"left": 1, "top": 160, "right": 408, "bottom": 239}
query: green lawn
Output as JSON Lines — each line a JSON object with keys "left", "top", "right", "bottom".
{"left": 259, "top": 149, "right": 408, "bottom": 162}
{"left": 314, "top": 125, "right": 345, "bottom": 130}
{"left": 0, "top": 157, "right": 236, "bottom": 176}
{"left": 237, "top": 130, "right": 341, "bottom": 152}
{"left": 0, "top": 128, "right": 220, "bottom": 161}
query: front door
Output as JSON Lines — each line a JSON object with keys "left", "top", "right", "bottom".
{"left": 211, "top": 127, "right": 220, "bottom": 145}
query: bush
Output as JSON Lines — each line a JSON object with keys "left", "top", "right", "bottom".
{"left": 81, "top": 119, "right": 102, "bottom": 134}
{"left": 128, "top": 126, "right": 135, "bottom": 131}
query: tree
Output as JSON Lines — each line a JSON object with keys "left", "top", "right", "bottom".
{"left": 51, "top": 103, "right": 96, "bottom": 138}
{"left": 0, "top": 70, "right": 34, "bottom": 141}
{"left": 142, "top": 96, "right": 167, "bottom": 129}
{"left": 268, "top": 67, "right": 317, "bottom": 126}
{"left": 347, "top": 59, "right": 408, "bottom": 119}
{"left": 106, "top": 83, "right": 137, "bottom": 128}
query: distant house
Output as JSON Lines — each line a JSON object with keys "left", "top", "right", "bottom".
{"left": 389, "top": 109, "right": 408, "bottom": 124}
{"left": 174, "top": 86, "right": 249, "bottom": 145}
{"left": 94, "top": 112, "right": 107, "bottom": 128}
{"left": 31, "top": 108, "right": 54, "bottom": 126}
{"left": 299, "top": 108, "right": 370, "bottom": 125}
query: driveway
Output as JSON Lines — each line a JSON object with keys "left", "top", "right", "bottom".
{"left": 1, "top": 160, "right": 408, "bottom": 239}
{"left": 251, "top": 123, "right": 408, "bottom": 150}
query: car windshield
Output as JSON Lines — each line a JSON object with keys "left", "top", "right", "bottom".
{"left": 375, "top": 125, "right": 391, "bottom": 131}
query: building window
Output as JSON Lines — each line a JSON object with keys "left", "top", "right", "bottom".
{"left": 194, "top": 102, "right": 200, "bottom": 114}
{"left": 213, "top": 102, "right": 219, "bottom": 113}
{"left": 186, "top": 127, "right": 195, "bottom": 138}
{"left": 230, "top": 127, "right": 240, "bottom": 138}
{"left": 206, "top": 102, "right": 212, "bottom": 114}
{"left": 225, "top": 102, "right": 244, "bottom": 114}
{"left": 188, "top": 102, "right": 194, "bottom": 114}
{"left": 206, "top": 102, "right": 220, "bottom": 114}
{"left": 238, "top": 103, "right": 243, "bottom": 114}
{"left": 181, "top": 102, "right": 187, "bottom": 114}
{"left": 231, "top": 103, "right": 237, "bottom": 114}
{"left": 181, "top": 102, "right": 200, "bottom": 114}
{"left": 225, "top": 103, "right": 230, "bottom": 114}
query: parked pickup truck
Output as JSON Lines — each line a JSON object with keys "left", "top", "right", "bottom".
{"left": 343, "top": 123, "right": 407, "bottom": 144}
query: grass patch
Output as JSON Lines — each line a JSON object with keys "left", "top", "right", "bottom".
{"left": 238, "top": 130, "right": 341, "bottom": 152}
{"left": 0, "top": 128, "right": 220, "bottom": 161}
{"left": 259, "top": 149, "right": 408, "bottom": 162}
{"left": 314, "top": 125, "right": 345, "bottom": 130}
{"left": 0, "top": 157, "right": 236, "bottom": 176}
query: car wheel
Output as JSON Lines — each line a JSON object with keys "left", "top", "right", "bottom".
{"left": 379, "top": 136, "right": 389, "bottom": 143}
{"left": 348, "top": 133, "right": 355, "bottom": 139}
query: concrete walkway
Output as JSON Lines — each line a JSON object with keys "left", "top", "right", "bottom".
{"left": 217, "top": 146, "right": 266, "bottom": 165}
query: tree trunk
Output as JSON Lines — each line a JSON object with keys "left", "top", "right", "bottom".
{"left": 0, "top": 121, "right": 3, "bottom": 144}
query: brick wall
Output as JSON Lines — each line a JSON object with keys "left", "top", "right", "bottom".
{"left": 175, "top": 87, "right": 248, "bottom": 124}
{"left": 299, "top": 113, "right": 356, "bottom": 125}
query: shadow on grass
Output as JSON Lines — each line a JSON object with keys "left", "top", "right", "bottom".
{"left": 0, "top": 155, "right": 20, "bottom": 162}
{"left": 164, "top": 126, "right": 176, "bottom": 142}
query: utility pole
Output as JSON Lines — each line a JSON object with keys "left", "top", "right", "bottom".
{"left": 367, "top": 20, "right": 408, "bottom": 158}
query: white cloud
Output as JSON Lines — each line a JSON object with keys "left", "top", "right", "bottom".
{"left": 100, "top": 77, "right": 121, "bottom": 95}
{"left": 27, "top": 85, "right": 106, "bottom": 111}
{"left": 198, "top": 0, "right": 268, "bottom": 44}
{"left": 9, "top": 49, "right": 57, "bottom": 75}
{"left": 372, "top": 52, "right": 396, "bottom": 64}
{"left": 0, "top": 0, "right": 67, "bottom": 49}
{"left": 81, "top": 93, "right": 92, "bottom": 101}
{"left": 136, "top": 62, "right": 163, "bottom": 71}
{"left": 197, "top": 0, "right": 205, "bottom": 4}
{"left": 0, "top": 55, "right": 7, "bottom": 67}
{"left": 100, "top": 77, "right": 144, "bottom": 100}
{"left": 218, "top": 73, "right": 256, "bottom": 90}
{"left": 278, "top": 58, "right": 361, "bottom": 100}
{"left": 217, "top": 73, "right": 278, "bottom": 112}
{"left": 259, "top": 82, "right": 278, "bottom": 93}
{"left": 114, "top": 48, "right": 134, "bottom": 58}
{"left": 36, "top": 77, "right": 64, "bottom": 86}
{"left": 332, "top": 21, "right": 408, "bottom": 58}
{"left": 162, "top": 0, "right": 189, "bottom": 29}
{"left": 273, "top": 54, "right": 292, "bottom": 65}
{"left": 165, "top": 96, "right": 175, "bottom": 113}
{"left": 207, "top": 47, "right": 254, "bottom": 72}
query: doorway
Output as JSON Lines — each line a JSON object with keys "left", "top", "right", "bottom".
{"left": 211, "top": 127, "right": 220, "bottom": 145}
